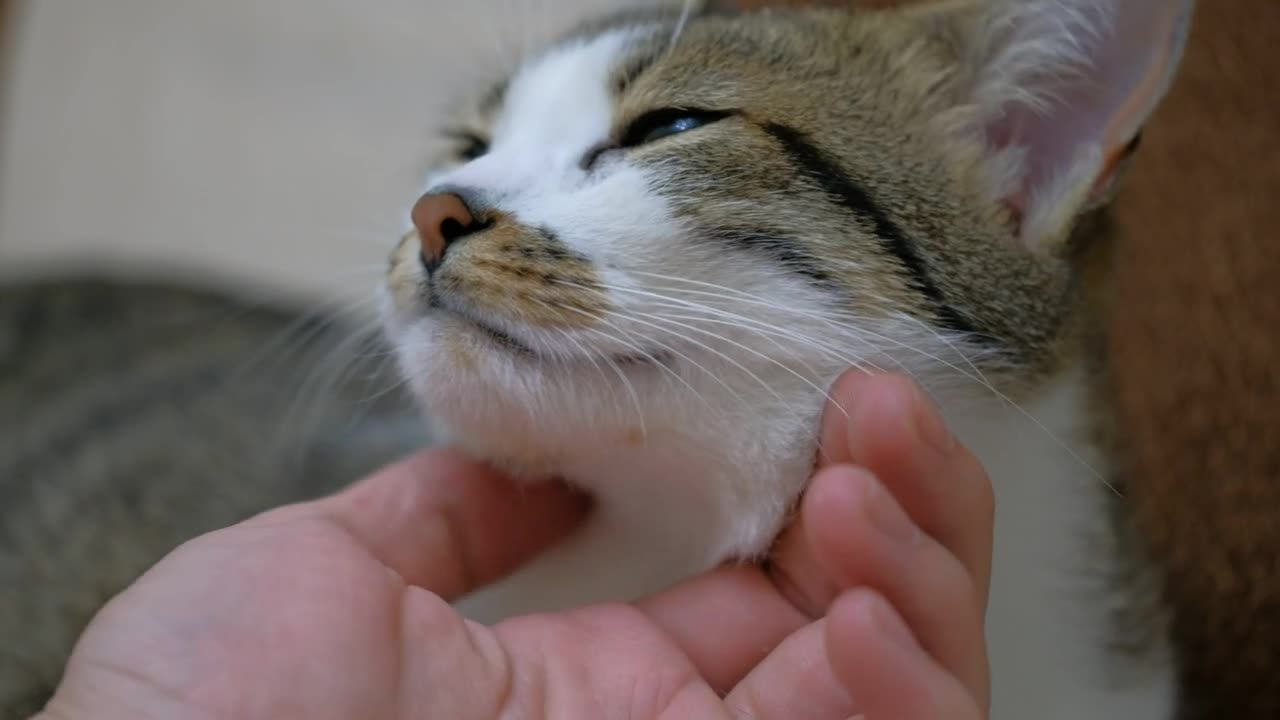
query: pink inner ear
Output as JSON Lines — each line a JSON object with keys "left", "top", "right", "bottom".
{"left": 985, "top": 1, "right": 1171, "bottom": 218}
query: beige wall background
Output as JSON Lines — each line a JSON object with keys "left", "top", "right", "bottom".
{"left": 0, "top": 0, "right": 659, "bottom": 306}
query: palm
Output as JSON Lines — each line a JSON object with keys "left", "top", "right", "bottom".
{"left": 63, "top": 515, "right": 414, "bottom": 718}
{"left": 62, "top": 510, "right": 763, "bottom": 719}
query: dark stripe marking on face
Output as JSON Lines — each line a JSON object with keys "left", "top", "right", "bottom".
{"left": 706, "top": 229, "right": 834, "bottom": 286}
{"left": 759, "top": 122, "right": 986, "bottom": 340}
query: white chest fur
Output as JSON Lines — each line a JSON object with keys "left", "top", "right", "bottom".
{"left": 955, "top": 372, "right": 1174, "bottom": 719}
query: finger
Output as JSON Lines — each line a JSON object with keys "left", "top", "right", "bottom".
{"left": 808, "top": 467, "right": 989, "bottom": 704}
{"left": 637, "top": 565, "right": 810, "bottom": 695}
{"left": 270, "top": 449, "right": 590, "bottom": 599}
{"left": 723, "top": 619, "right": 854, "bottom": 720}
{"left": 817, "top": 371, "right": 995, "bottom": 603}
{"left": 635, "top": 460, "right": 851, "bottom": 695}
{"left": 827, "top": 590, "right": 983, "bottom": 720}
{"left": 763, "top": 467, "right": 847, "bottom": 620}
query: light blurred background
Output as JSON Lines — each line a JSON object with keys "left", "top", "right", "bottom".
{"left": 0, "top": 0, "right": 659, "bottom": 306}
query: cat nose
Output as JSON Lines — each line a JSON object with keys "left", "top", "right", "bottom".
{"left": 411, "top": 192, "right": 481, "bottom": 270}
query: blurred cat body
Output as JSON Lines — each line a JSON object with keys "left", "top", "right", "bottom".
{"left": 0, "top": 278, "right": 425, "bottom": 718}
{"left": 381, "top": 1, "right": 1194, "bottom": 718}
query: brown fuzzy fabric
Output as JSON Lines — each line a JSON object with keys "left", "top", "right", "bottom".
{"left": 1104, "top": 2, "right": 1280, "bottom": 716}
{"left": 0, "top": 0, "right": 12, "bottom": 103}
{"left": 0, "top": 0, "right": 14, "bottom": 165}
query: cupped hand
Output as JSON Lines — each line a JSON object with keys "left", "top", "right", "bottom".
{"left": 37, "top": 371, "right": 993, "bottom": 720}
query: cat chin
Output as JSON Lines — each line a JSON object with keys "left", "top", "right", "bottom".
{"left": 399, "top": 334, "right": 829, "bottom": 508}
{"left": 400, "top": 357, "right": 644, "bottom": 475}
{"left": 399, "top": 330, "right": 842, "bottom": 457}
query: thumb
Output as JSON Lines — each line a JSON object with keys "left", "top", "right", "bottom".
{"left": 283, "top": 449, "right": 591, "bottom": 598}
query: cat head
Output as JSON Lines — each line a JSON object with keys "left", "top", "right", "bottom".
{"left": 380, "top": 0, "right": 1193, "bottom": 465}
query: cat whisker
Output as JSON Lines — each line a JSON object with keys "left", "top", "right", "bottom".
{"left": 640, "top": 305, "right": 885, "bottom": 380}
{"left": 643, "top": 307, "right": 831, "bottom": 378}
{"left": 553, "top": 279, "right": 859, "bottom": 415}
{"left": 631, "top": 310, "right": 850, "bottom": 419}
{"left": 668, "top": 0, "right": 698, "bottom": 49}
{"left": 890, "top": 310, "right": 998, "bottom": 400}
{"left": 587, "top": 272, "right": 1118, "bottom": 494}
{"left": 568, "top": 277, "right": 909, "bottom": 383}
{"left": 606, "top": 289, "right": 895, "bottom": 376}
{"left": 552, "top": 301, "right": 748, "bottom": 409}
{"left": 550, "top": 326, "right": 631, "bottom": 423}
{"left": 550, "top": 302, "right": 722, "bottom": 419}
{"left": 541, "top": 303, "right": 656, "bottom": 434}
{"left": 597, "top": 307, "right": 784, "bottom": 408}
{"left": 276, "top": 324, "right": 393, "bottom": 466}
{"left": 625, "top": 271, "right": 989, "bottom": 386}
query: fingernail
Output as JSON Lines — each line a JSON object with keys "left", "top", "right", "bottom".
{"left": 864, "top": 476, "right": 920, "bottom": 545}
{"left": 911, "top": 385, "right": 955, "bottom": 455}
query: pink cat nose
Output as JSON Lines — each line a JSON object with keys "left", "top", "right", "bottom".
{"left": 411, "top": 192, "right": 478, "bottom": 270}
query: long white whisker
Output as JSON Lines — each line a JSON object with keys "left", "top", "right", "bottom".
{"left": 623, "top": 272, "right": 987, "bottom": 386}
{"left": 573, "top": 278, "right": 914, "bottom": 381}
{"left": 618, "top": 292, "right": 895, "bottom": 376}
{"left": 669, "top": 0, "right": 697, "bottom": 48}
{"left": 601, "top": 308, "right": 785, "bottom": 407}
{"left": 552, "top": 326, "right": 624, "bottom": 412}
{"left": 893, "top": 311, "right": 996, "bottom": 393}
{"left": 645, "top": 307, "right": 831, "bottom": 376}
{"left": 545, "top": 313, "right": 655, "bottom": 435}
{"left": 634, "top": 310, "right": 850, "bottom": 419}
{"left": 590, "top": 272, "right": 1117, "bottom": 494}
{"left": 552, "top": 303, "right": 728, "bottom": 416}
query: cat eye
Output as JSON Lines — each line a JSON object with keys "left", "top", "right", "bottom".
{"left": 618, "top": 108, "right": 733, "bottom": 148}
{"left": 448, "top": 131, "right": 490, "bottom": 162}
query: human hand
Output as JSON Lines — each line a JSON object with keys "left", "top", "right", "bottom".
{"left": 36, "top": 371, "right": 993, "bottom": 720}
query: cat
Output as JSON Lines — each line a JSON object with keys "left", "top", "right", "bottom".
{"left": 379, "top": 1, "right": 1197, "bottom": 718}
{"left": 0, "top": 276, "right": 426, "bottom": 719}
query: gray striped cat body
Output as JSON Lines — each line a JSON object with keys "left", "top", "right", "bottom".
{"left": 0, "top": 277, "right": 423, "bottom": 718}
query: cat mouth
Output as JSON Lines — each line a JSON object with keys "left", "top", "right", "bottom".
{"left": 452, "top": 311, "right": 539, "bottom": 357}
{"left": 425, "top": 291, "right": 536, "bottom": 356}
{"left": 433, "top": 304, "right": 667, "bottom": 367}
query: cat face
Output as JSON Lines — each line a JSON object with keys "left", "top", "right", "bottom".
{"left": 380, "top": 1, "right": 1192, "bottom": 468}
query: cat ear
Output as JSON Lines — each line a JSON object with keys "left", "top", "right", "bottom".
{"left": 939, "top": 0, "right": 1196, "bottom": 251}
